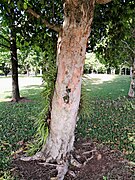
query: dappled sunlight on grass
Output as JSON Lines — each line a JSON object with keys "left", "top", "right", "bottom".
{"left": 84, "top": 74, "right": 117, "bottom": 85}
{"left": 0, "top": 77, "right": 43, "bottom": 102}
{"left": 83, "top": 74, "right": 130, "bottom": 100}
{"left": 78, "top": 75, "right": 135, "bottom": 161}
{"left": 77, "top": 97, "right": 135, "bottom": 161}
{"left": 0, "top": 78, "right": 44, "bottom": 173}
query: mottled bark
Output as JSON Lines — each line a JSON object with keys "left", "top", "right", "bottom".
{"left": 10, "top": 28, "right": 20, "bottom": 102}
{"left": 41, "top": 0, "right": 95, "bottom": 163}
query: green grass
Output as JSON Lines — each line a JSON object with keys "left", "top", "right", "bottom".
{"left": 83, "top": 74, "right": 130, "bottom": 100}
{"left": 77, "top": 75, "right": 135, "bottom": 161}
{"left": 0, "top": 85, "right": 44, "bottom": 177}
{"left": 0, "top": 75, "right": 135, "bottom": 179}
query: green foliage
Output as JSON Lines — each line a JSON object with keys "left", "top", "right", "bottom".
{"left": 90, "top": 0, "right": 135, "bottom": 67}
{"left": 0, "top": 51, "right": 11, "bottom": 75}
{"left": 79, "top": 81, "right": 93, "bottom": 120}
{"left": 84, "top": 53, "right": 106, "bottom": 73}
{"left": 27, "top": 41, "right": 57, "bottom": 155}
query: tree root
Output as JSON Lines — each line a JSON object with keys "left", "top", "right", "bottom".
{"left": 39, "top": 160, "right": 69, "bottom": 180}
{"left": 20, "top": 152, "right": 69, "bottom": 180}
{"left": 83, "top": 155, "right": 94, "bottom": 166}
{"left": 82, "top": 149, "right": 96, "bottom": 155}
{"left": 70, "top": 155, "right": 82, "bottom": 168}
{"left": 20, "top": 147, "right": 96, "bottom": 179}
{"left": 20, "top": 151, "right": 45, "bottom": 161}
{"left": 56, "top": 160, "right": 69, "bottom": 180}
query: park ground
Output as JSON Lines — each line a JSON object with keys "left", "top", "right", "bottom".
{"left": 0, "top": 74, "right": 135, "bottom": 179}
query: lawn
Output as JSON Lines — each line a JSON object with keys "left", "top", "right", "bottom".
{"left": 0, "top": 77, "right": 44, "bottom": 178}
{"left": 77, "top": 74, "right": 135, "bottom": 161}
{"left": 0, "top": 75, "right": 135, "bottom": 179}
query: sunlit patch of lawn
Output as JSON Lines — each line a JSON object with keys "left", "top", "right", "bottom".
{"left": 83, "top": 74, "right": 130, "bottom": 100}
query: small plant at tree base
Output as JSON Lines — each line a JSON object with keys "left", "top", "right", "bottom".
{"left": 27, "top": 40, "right": 57, "bottom": 155}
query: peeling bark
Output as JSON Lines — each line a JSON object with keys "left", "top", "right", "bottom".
{"left": 24, "top": 0, "right": 112, "bottom": 179}
{"left": 41, "top": 0, "right": 95, "bottom": 164}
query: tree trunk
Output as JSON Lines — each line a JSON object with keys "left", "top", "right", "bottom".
{"left": 10, "top": 28, "right": 20, "bottom": 102}
{"left": 128, "top": 59, "right": 135, "bottom": 97}
{"left": 119, "top": 65, "right": 122, "bottom": 75}
{"left": 40, "top": 0, "right": 95, "bottom": 163}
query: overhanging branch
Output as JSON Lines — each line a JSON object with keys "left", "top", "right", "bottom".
{"left": 27, "top": 8, "right": 61, "bottom": 33}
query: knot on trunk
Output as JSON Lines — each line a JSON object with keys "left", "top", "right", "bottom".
{"left": 63, "top": 86, "right": 71, "bottom": 104}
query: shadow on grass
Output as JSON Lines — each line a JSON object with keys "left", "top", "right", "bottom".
{"left": 2, "top": 85, "right": 44, "bottom": 102}
{"left": 77, "top": 98, "right": 135, "bottom": 161}
{"left": 77, "top": 75, "right": 135, "bottom": 161}
{"left": 0, "top": 86, "right": 44, "bottom": 173}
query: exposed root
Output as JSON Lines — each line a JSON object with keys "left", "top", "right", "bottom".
{"left": 39, "top": 162, "right": 58, "bottom": 167}
{"left": 68, "top": 170, "right": 76, "bottom": 177}
{"left": 20, "top": 152, "right": 69, "bottom": 180}
{"left": 82, "top": 149, "right": 96, "bottom": 155}
{"left": 70, "top": 155, "right": 82, "bottom": 168}
{"left": 39, "top": 161, "right": 69, "bottom": 180}
{"left": 20, "top": 151, "right": 45, "bottom": 161}
{"left": 82, "top": 142, "right": 92, "bottom": 146}
{"left": 56, "top": 160, "right": 69, "bottom": 180}
{"left": 83, "top": 155, "right": 94, "bottom": 166}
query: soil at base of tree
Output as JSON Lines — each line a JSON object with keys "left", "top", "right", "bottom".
{"left": 11, "top": 97, "right": 32, "bottom": 103}
{"left": 12, "top": 138, "right": 135, "bottom": 180}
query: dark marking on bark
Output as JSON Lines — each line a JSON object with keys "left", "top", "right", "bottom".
{"left": 66, "top": 86, "right": 71, "bottom": 93}
{"left": 63, "top": 95, "right": 69, "bottom": 104}
{"left": 80, "top": 47, "right": 83, "bottom": 56}
{"left": 65, "top": 71, "right": 68, "bottom": 75}
{"left": 63, "top": 86, "right": 71, "bottom": 104}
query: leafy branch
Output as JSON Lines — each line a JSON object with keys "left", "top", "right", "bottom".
{"left": 0, "top": 43, "right": 10, "bottom": 49}
{"left": 27, "top": 8, "right": 62, "bottom": 33}
{"left": 0, "top": 34, "right": 10, "bottom": 43}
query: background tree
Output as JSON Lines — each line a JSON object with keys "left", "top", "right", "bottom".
{"left": 0, "top": 1, "right": 24, "bottom": 101}
{"left": 89, "top": 0, "right": 134, "bottom": 70}
{"left": 0, "top": 0, "right": 49, "bottom": 101}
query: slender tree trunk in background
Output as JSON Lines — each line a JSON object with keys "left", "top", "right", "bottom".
{"left": 130, "top": 66, "right": 132, "bottom": 77}
{"left": 40, "top": 67, "right": 42, "bottom": 76}
{"left": 128, "top": 59, "right": 135, "bottom": 97}
{"left": 40, "top": 0, "right": 95, "bottom": 164}
{"left": 10, "top": 28, "right": 20, "bottom": 102}
{"left": 119, "top": 65, "right": 122, "bottom": 75}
